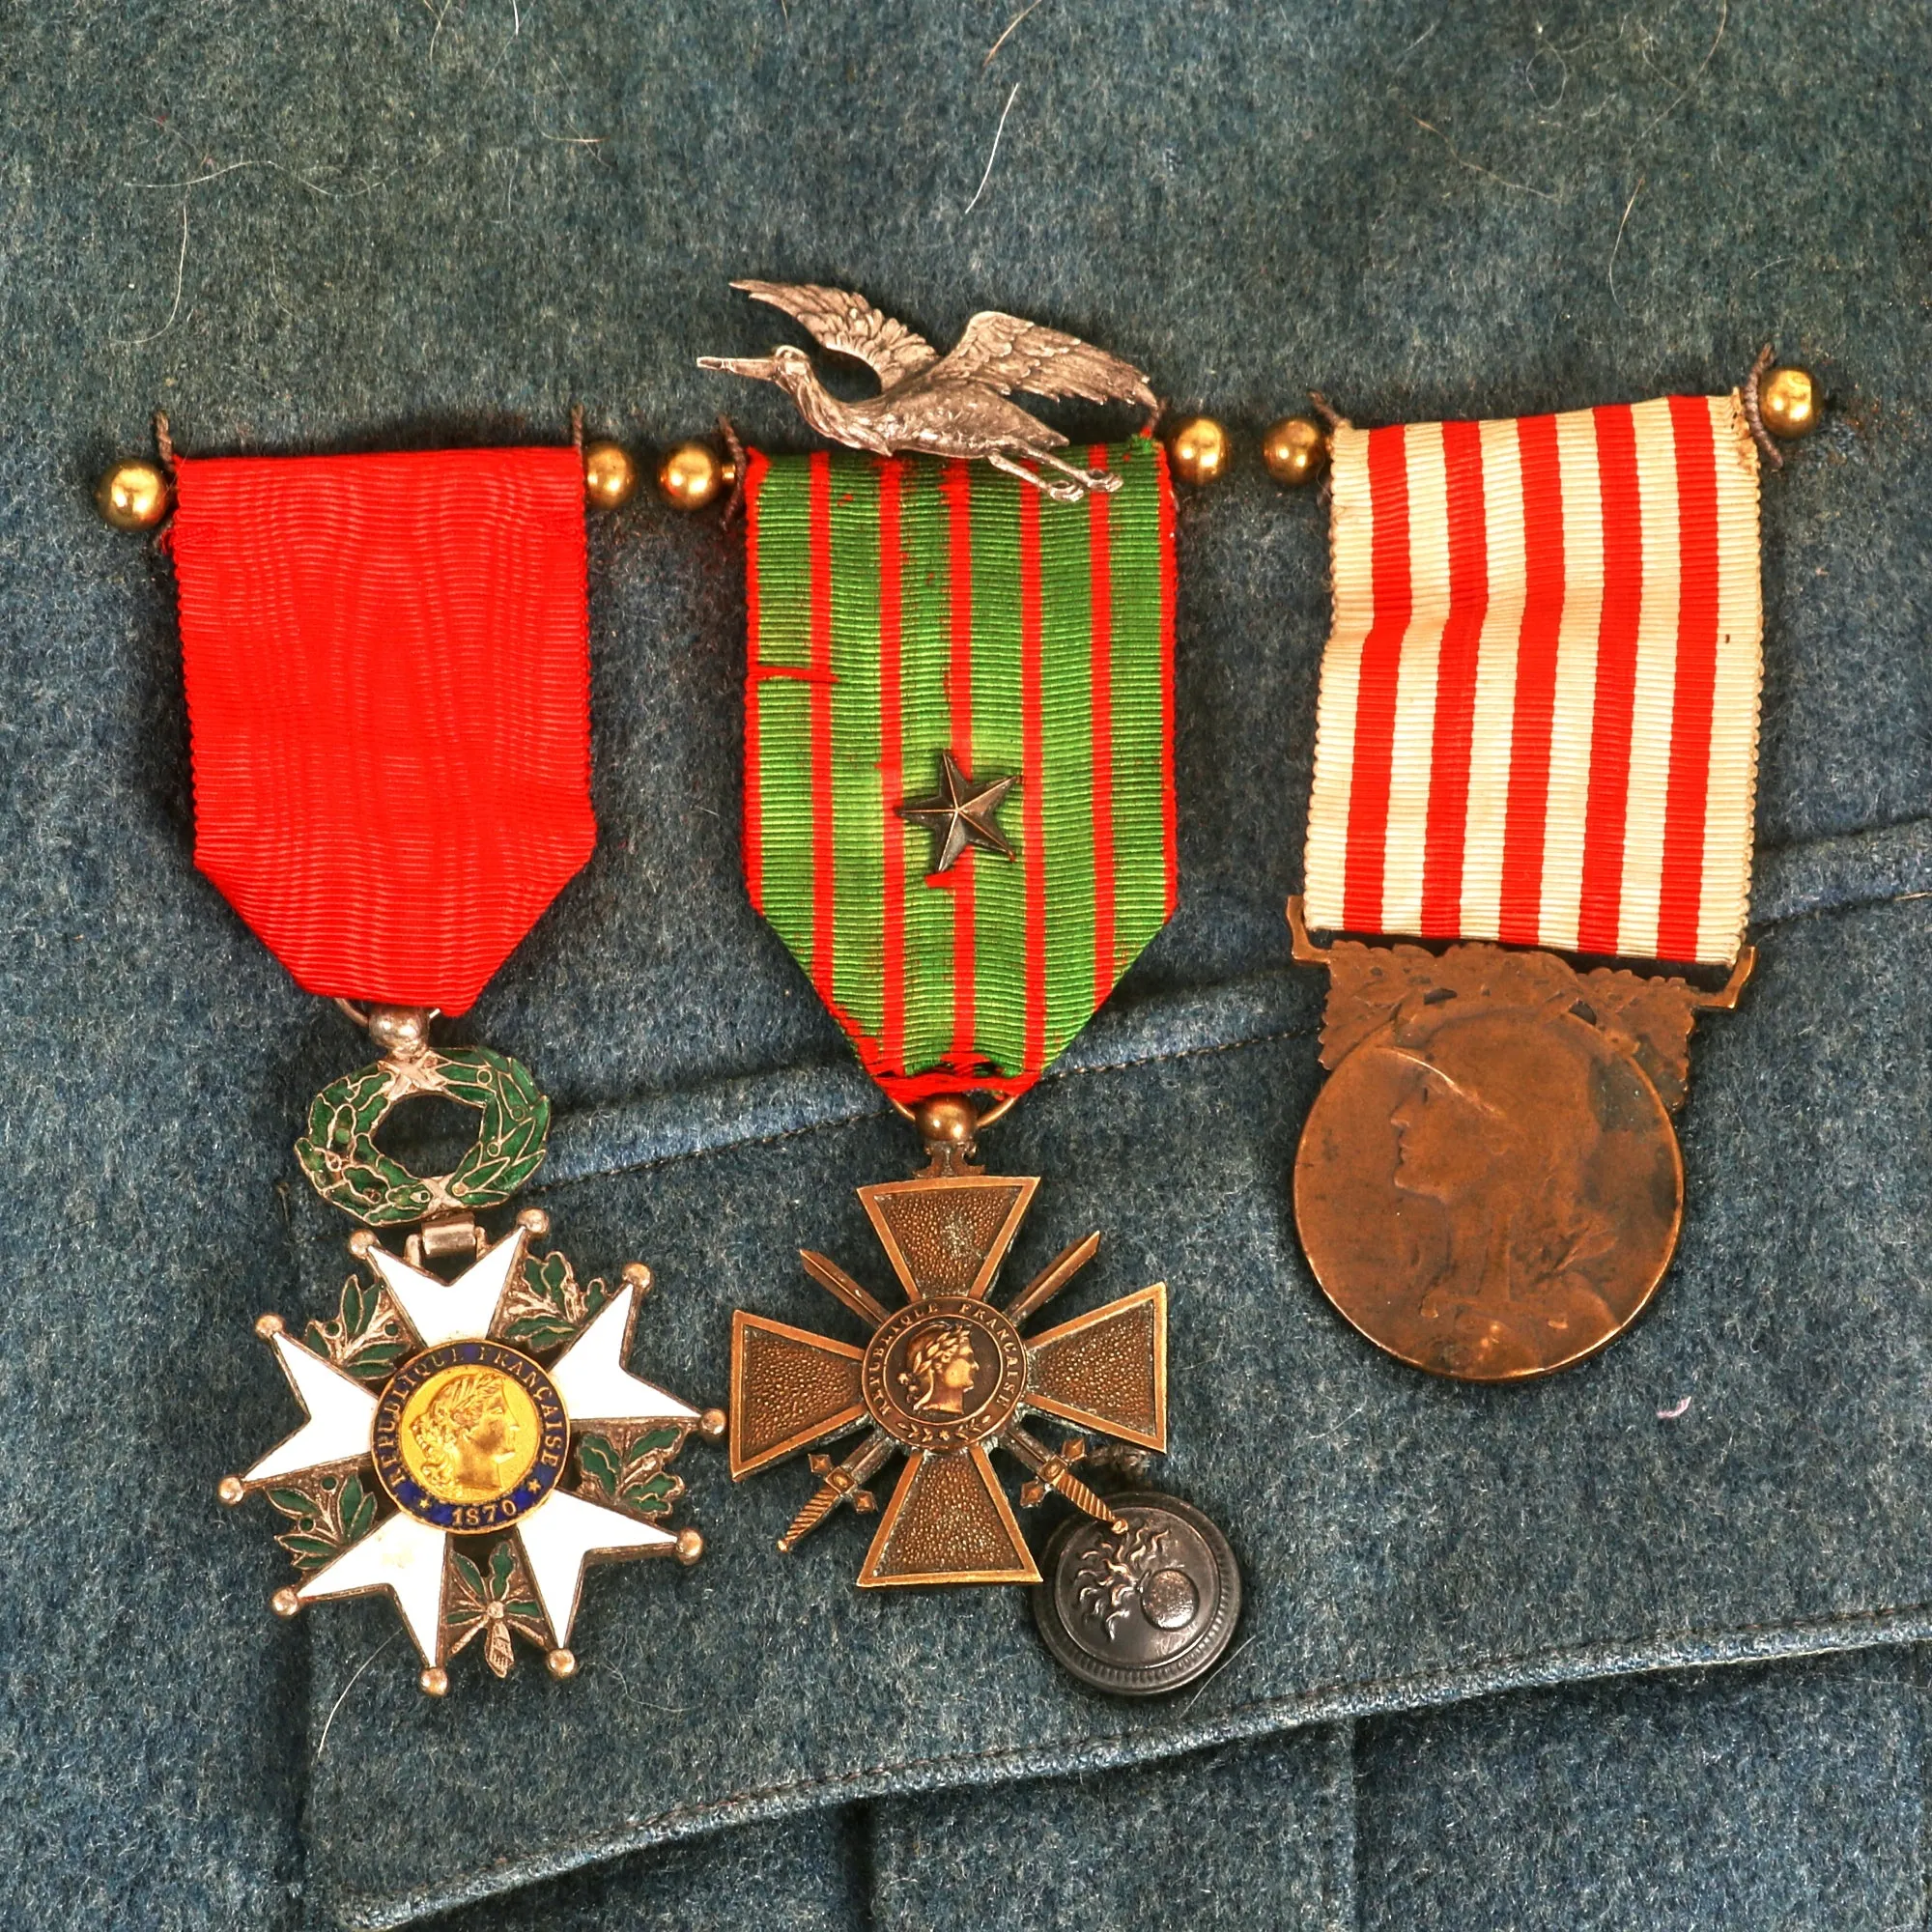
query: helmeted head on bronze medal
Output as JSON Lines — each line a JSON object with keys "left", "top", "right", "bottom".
{"left": 1295, "top": 942, "right": 1692, "bottom": 1380}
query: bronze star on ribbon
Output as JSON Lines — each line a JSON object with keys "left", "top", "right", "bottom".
{"left": 897, "top": 750, "right": 1017, "bottom": 877}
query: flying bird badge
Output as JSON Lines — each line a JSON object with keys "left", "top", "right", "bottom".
{"left": 699, "top": 280, "right": 1158, "bottom": 500}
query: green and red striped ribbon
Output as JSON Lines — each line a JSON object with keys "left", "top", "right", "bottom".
{"left": 742, "top": 438, "right": 1176, "bottom": 1104}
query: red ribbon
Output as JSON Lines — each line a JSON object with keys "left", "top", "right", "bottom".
{"left": 170, "top": 446, "right": 594, "bottom": 1015}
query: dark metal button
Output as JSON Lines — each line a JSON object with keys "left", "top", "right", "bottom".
{"left": 1032, "top": 1492, "right": 1241, "bottom": 1696}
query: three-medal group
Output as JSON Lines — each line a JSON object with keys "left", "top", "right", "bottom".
{"left": 97, "top": 292, "right": 1821, "bottom": 1697}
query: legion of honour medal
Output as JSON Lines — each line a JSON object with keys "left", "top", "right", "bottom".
{"left": 703, "top": 285, "right": 1240, "bottom": 1690}
{"left": 116, "top": 429, "right": 722, "bottom": 1692}
{"left": 1291, "top": 377, "right": 1775, "bottom": 1380}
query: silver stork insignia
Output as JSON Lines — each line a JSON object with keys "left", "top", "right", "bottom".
{"left": 715, "top": 312, "right": 1238, "bottom": 1688}
{"left": 699, "top": 280, "right": 1158, "bottom": 500}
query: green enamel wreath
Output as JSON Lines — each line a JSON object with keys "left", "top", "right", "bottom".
{"left": 294, "top": 1046, "right": 551, "bottom": 1226}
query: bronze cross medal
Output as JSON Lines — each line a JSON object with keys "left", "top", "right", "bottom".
{"left": 728, "top": 1108, "right": 1167, "bottom": 1585}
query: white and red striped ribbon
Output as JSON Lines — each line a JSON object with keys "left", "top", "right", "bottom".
{"left": 1304, "top": 394, "right": 1762, "bottom": 966}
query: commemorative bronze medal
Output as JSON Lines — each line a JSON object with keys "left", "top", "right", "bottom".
{"left": 101, "top": 428, "right": 723, "bottom": 1693}
{"left": 703, "top": 284, "right": 1238, "bottom": 1689}
{"left": 1288, "top": 355, "right": 1815, "bottom": 1381}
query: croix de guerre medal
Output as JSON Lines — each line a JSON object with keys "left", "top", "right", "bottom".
{"left": 707, "top": 284, "right": 1238, "bottom": 1687}
{"left": 140, "top": 436, "right": 722, "bottom": 1693}
{"left": 1292, "top": 390, "right": 1767, "bottom": 1380}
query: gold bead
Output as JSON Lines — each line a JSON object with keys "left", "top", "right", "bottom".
{"left": 698, "top": 1406, "right": 727, "bottom": 1443}
{"left": 658, "top": 440, "right": 734, "bottom": 512}
{"left": 582, "top": 440, "right": 638, "bottom": 511}
{"left": 97, "top": 460, "right": 172, "bottom": 530}
{"left": 217, "top": 1475, "right": 245, "bottom": 1507}
{"left": 1760, "top": 366, "right": 1821, "bottom": 440}
{"left": 622, "top": 1261, "right": 653, "bottom": 1296}
{"left": 1262, "top": 416, "right": 1329, "bottom": 487}
{"left": 270, "top": 1587, "right": 301, "bottom": 1620}
{"left": 546, "top": 1648, "right": 578, "bottom": 1680}
{"left": 912, "top": 1095, "right": 979, "bottom": 1150}
{"left": 675, "top": 1527, "right": 704, "bottom": 1567}
{"left": 418, "top": 1665, "right": 450, "bottom": 1696}
{"left": 516, "top": 1206, "right": 551, "bottom": 1236}
{"left": 1168, "top": 416, "right": 1230, "bottom": 487}
{"left": 253, "top": 1312, "right": 285, "bottom": 1341}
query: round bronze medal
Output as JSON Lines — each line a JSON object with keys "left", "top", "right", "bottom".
{"left": 1032, "top": 1492, "right": 1241, "bottom": 1696}
{"left": 1294, "top": 1003, "right": 1684, "bottom": 1381}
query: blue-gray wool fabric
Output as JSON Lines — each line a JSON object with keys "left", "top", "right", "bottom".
{"left": 5, "top": 3, "right": 1931, "bottom": 1928}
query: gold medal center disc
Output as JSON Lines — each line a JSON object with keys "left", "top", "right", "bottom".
{"left": 396, "top": 1363, "right": 544, "bottom": 1504}
{"left": 1294, "top": 1006, "right": 1684, "bottom": 1381}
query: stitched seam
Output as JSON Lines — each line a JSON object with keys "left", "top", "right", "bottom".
{"left": 554, "top": 1092, "right": 886, "bottom": 1173}
{"left": 1322, "top": 1722, "right": 1355, "bottom": 1932}
{"left": 538, "top": 876, "right": 1932, "bottom": 1192}
{"left": 334, "top": 871, "right": 1932, "bottom": 1921}
{"left": 679, "top": 1592, "right": 1932, "bottom": 1805}
{"left": 1756, "top": 807, "right": 1932, "bottom": 861}
{"left": 1048, "top": 1020, "right": 1311, "bottom": 1084}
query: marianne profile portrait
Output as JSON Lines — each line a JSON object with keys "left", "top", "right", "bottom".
{"left": 895, "top": 1322, "right": 983, "bottom": 1417}
{"left": 404, "top": 1368, "right": 535, "bottom": 1503}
